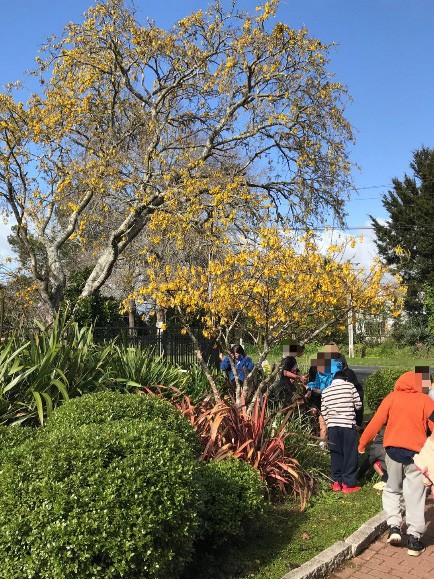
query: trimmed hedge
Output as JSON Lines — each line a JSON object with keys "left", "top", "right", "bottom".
{"left": 0, "top": 426, "right": 34, "bottom": 463}
{"left": 364, "top": 368, "right": 407, "bottom": 412}
{"left": 0, "top": 419, "right": 200, "bottom": 578}
{"left": 0, "top": 393, "right": 269, "bottom": 577}
{"left": 198, "top": 457, "right": 265, "bottom": 544}
{"left": 47, "top": 390, "right": 200, "bottom": 454}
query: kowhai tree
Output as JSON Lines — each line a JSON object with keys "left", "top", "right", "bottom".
{"left": 136, "top": 227, "right": 402, "bottom": 406}
{"left": 0, "top": 0, "right": 354, "bottom": 318}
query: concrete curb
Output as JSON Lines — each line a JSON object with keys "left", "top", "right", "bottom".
{"left": 281, "top": 510, "right": 387, "bottom": 579}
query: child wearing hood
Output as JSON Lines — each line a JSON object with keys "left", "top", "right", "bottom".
{"left": 358, "top": 370, "right": 434, "bottom": 557}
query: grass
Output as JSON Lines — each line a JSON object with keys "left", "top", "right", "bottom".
{"left": 187, "top": 484, "right": 383, "bottom": 578}
{"left": 247, "top": 343, "right": 433, "bottom": 371}
{"left": 347, "top": 355, "right": 432, "bottom": 368}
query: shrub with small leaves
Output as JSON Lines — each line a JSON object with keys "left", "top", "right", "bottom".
{"left": 46, "top": 390, "right": 200, "bottom": 454}
{"left": 364, "top": 368, "right": 408, "bottom": 412}
{"left": 198, "top": 457, "right": 265, "bottom": 544}
{"left": 0, "top": 418, "right": 201, "bottom": 578}
{"left": 0, "top": 425, "right": 34, "bottom": 464}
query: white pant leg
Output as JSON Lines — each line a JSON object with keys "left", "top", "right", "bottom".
{"left": 403, "top": 463, "right": 426, "bottom": 538}
{"left": 382, "top": 454, "right": 404, "bottom": 528}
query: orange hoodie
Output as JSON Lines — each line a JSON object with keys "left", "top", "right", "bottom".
{"left": 359, "top": 371, "right": 434, "bottom": 453}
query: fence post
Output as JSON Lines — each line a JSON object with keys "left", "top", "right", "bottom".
{"left": 161, "top": 329, "right": 169, "bottom": 359}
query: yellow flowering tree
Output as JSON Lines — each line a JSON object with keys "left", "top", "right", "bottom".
{"left": 136, "top": 228, "right": 403, "bottom": 406}
{"left": 0, "top": 0, "right": 354, "bottom": 318}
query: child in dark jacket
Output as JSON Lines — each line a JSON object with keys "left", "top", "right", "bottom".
{"left": 357, "top": 428, "right": 388, "bottom": 489}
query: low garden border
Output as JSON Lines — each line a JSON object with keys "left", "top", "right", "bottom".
{"left": 281, "top": 510, "right": 387, "bottom": 579}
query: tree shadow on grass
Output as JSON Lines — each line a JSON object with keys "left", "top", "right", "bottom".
{"left": 182, "top": 485, "right": 383, "bottom": 579}
{"left": 181, "top": 502, "right": 310, "bottom": 579}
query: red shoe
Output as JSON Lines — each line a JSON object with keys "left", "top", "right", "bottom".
{"left": 331, "top": 481, "right": 342, "bottom": 492}
{"left": 342, "top": 484, "right": 361, "bottom": 493}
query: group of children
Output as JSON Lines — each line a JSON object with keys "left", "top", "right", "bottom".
{"left": 220, "top": 343, "right": 434, "bottom": 557}
{"left": 279, "top": 345, "right": 434, "bottom": 557}
{"left": 280, "top": 343, "right": 366, "bottom": 493}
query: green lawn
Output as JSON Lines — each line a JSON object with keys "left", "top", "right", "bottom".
{"left": 347, "top": 356, "right": 432, "bottom": 368}
{"left": 252, "top": 345, "right": 432, "bottom": 372}
{"left": 186, "top": 485, "right": 382, "bottom": 578}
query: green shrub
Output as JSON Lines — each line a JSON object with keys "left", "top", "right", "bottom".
{"left": 392, "top": 317, "right": 432, "bottom": 347}
{"left": 0, "top": 314, "right": 115, "bottom": 425}
{"left": 61, "top": 267, "right": 124, "bottom": 328}
{"left": 0, "top": 419, "right": 200, "bottom": 578}
{"left": 0, "top": 425, "right": 34, "bottom": 464}
{"left": 182, "top": 364, "right": 226, "bottom": 402}
{"left": 364, "top": 368, "right": 407, "bottom": 412}
{"left": 46, "top": 390, "right": 200, "bottom": 454}
{"left": 198, "top": 457, "right": 265, "bottom": 544}
{"left": 364, "top": 339, "right": 397, "bottom": 358}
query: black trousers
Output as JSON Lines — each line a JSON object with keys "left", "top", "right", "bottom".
{"left": 328, "top": 425, "right": 358, "bottom": 487}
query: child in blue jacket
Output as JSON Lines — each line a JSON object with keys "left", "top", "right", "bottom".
{"left": 220, "top": 345, "right": 254, "bottom": 391}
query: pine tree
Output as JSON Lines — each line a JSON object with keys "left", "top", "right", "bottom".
{"left": 371, "top": 147, "right": 434, "bottom": 315}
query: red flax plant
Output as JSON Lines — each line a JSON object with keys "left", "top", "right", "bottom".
{"left": 176, "top": 392, "right": 313, "bottom": 507}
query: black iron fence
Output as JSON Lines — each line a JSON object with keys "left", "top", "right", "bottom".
{"left": 94, "top": 326, "right": 220, "bottom": 369}
{"left": 0, "top": 324, "right": 220, "bottom": 370}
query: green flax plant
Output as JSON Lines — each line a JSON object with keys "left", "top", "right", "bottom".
{"left": 0, "top": 314, "right": 114, "bottom": 425}
{"left": 109, "top": 344, "right": 190, "bottom": 393}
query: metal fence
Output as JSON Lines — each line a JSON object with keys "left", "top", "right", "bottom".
{"left": 0, "top": 324, "right": 220, "bottom": 370}
{"left": 94, "top": 327, "right": 220, "bottom": 370}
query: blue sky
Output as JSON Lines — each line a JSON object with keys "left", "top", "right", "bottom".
{"left": 1, "top": 0, "right": 434, "bottom": 265}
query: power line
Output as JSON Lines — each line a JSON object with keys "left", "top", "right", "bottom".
{"left": 348, "top": 183, "right": 393, "bottom": 200}
{"left": 350, "top": 184, "right": 391, "bottom": 190}
{"left": 289, "top": 224, "right": 427, "bottom": 232}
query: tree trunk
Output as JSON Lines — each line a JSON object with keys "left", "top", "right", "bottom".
{"left": 177, "top": 310, "right": 221, "bottom": 401}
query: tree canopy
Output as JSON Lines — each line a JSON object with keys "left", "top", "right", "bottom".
{"left": 137, "top": 226, "right": 401, "bottom": 404}
{"left": 371, "top": 147, "right": 434, "bottom": 314}
{"left": 0, "top": 0, "right": 354, "bottom": 318}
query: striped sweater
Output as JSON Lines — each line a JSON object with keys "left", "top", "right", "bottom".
{"left": 321, "top": 378, "right": 362, "bottom": 428}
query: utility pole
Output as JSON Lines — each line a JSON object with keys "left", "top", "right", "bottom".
{"left": 347, "top": 297, "right": 354, "bottom": 358}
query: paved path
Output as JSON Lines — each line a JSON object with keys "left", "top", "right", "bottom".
{"left": 328, "top": 502, "right": 434, "bottom": 579}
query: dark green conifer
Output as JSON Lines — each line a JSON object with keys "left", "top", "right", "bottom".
{"left": 371, "top": 147, "right": 434, "bottom": 314}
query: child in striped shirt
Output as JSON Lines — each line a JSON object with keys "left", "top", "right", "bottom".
{"left": 321, "top": 370, "right": 362, "bottom": 493}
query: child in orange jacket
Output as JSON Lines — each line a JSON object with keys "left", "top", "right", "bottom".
{"left": 358, "top": 370, "right": 434, "bottom": 557}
